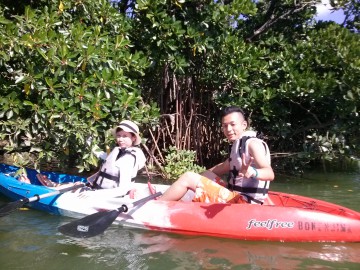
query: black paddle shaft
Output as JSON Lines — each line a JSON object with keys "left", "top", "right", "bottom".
{"left": 58, "top": 191, "right": 162, "bottom": 238}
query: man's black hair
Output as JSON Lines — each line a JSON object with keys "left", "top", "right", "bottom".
{"left": 220, "top": 106, "right": 247, "bottom": 121}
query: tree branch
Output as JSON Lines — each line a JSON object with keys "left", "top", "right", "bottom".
{"left": 247, "top": 2, "right": 313, "bottom": 42}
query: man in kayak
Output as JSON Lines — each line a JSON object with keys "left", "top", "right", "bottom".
{"left": 38, "top": 120, "right": 146, "bottom": 198}
{"left": 159, "top": 106, "right": 275, "bottom": 204}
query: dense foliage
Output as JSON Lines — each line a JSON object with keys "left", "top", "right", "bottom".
{"left": 0, "top": 0, "right": 359, "bottom": 178}
{"left": 0, "top": 0, "right": 158, "bottom": 171}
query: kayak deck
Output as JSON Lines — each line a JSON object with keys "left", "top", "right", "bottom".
{"left": 266, "top": 191, "right": 360, "bottom": 219}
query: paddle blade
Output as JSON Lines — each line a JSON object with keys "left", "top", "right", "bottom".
{"left": 0, "top": 198, "right": 29, "bottom": 217}
{"left": 58, "top": 207, "right": 124, "bottom": 238}
{"left": 58, "top": 192, "right": 162, "bottom": 238}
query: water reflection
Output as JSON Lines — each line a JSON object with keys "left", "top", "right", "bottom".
{"left": 56, "top": 227, "right": 147, "bottom": 269}
{"left": 131, "top": 230, "right": 360, "bottom": 268}
{"left": 54, "top": 224, "right": 360, "bottom": 269}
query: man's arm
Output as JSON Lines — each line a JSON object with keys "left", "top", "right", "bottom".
{"left": 247, "top": 140, "right": 274, "bottom": 181}
{"left": 205, "top": 159, "right": 230, "bottom": 177}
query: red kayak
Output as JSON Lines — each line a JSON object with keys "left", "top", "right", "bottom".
{"left": 130, "top": 191, "right": 360, "bottom": 242}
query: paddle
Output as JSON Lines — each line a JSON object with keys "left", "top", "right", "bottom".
{"left": 58, "top": 191, "right": 162, "bottom": 238}
{"left": 0, "top": 183, "right": 85, "bottom": 217}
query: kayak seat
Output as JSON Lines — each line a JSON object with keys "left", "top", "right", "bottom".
{"left": 263, "top": 195, "right": 275, "bottom": 206}
{"left": 18, "top": 174, "right": 31, "bottom": 184}
{"left": 36, "top": 174, "right": 59, "bottom": 188}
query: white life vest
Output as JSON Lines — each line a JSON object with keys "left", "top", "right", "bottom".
{"left": 228, "top": 131, "right": 271, "bottom": 204}
{"left": 94, "top": 146, "right": 145, "bottom": 189}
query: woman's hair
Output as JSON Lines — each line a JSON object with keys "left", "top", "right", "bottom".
{"left": 220, "top": 106, "right": 247, "bottom": 121}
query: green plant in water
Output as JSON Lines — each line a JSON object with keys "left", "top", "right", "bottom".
{"left": 164, "top": 146, "right": 205, "bottom": 182}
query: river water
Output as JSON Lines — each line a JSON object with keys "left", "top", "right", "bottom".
{"left": 0, "top": 171, "right": 359, "bottom": 269}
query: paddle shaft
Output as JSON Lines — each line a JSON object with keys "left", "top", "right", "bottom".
{"left": 121, "top": 191, "right": 162, "bottom": 210}
{"left": 0, "top": 183, "right": 85, "bottom": 217}
{"left": 26, "top": 183, "right": 85, "bottom": 203}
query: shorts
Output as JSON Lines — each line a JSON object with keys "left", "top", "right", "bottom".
{"left": 192, "top": 176, "right": 248, "bottom": 204}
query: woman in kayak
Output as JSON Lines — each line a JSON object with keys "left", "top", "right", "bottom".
{"left": 38, "top": 120, "right": 146, "bottom": 197}
{"left": 159, "top": 106, "right": 275, "bottom": 204}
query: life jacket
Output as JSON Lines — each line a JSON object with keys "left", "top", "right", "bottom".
{"left": 93, "top": 146, "right": 145, "bottom": 189}
{"left": 228, "top": 131, "right": 271, "bottom": 204}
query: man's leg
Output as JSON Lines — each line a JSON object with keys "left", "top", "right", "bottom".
{"left": 192, "top": 177, "right": 240, "bottom": 203}
{"left": 159, "top": 172, "right": 201, "bottom": 201}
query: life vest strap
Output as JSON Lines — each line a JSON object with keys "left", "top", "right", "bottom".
{"left": 98, "top": 171, "right": 118, "bottom": 182}
{"left": 240, "top": 193, "right": 264, "bottom": 205}
{"left": 228, "top": 184, "right": 268, "bottom": 195}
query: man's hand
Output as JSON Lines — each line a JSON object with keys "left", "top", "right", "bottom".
{"left": 238, "top": 153, "right": 256, "bottom": 179}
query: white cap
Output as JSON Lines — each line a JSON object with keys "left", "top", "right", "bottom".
{"left": 112, "top": 120, "right": 141, "bottom": 145}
